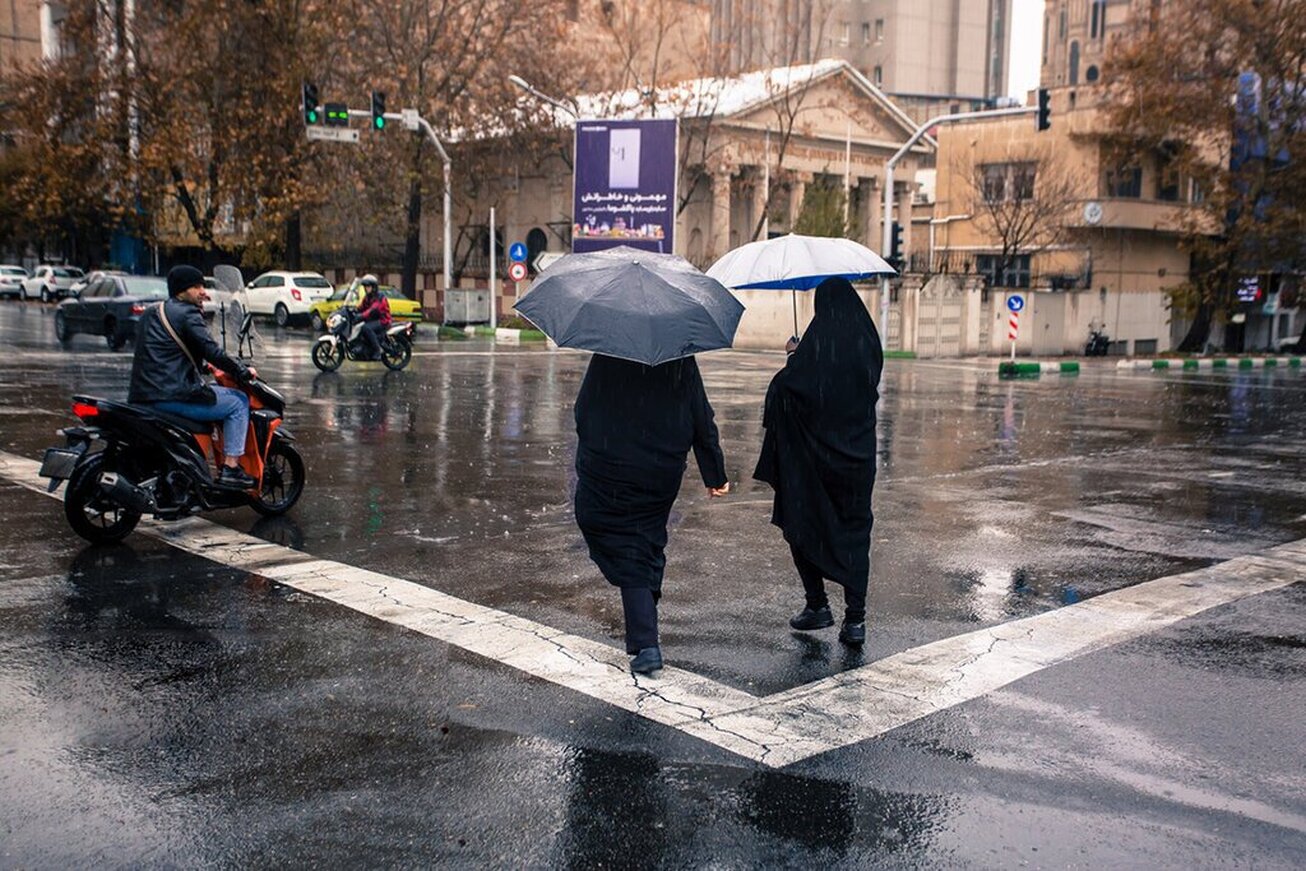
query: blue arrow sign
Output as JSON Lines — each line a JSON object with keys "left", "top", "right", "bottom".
{"left": 509, "top": 242, "right": 528, "bottom": 263}
{"left": 1006, "top": 295, "right": 1025, "bottom": 313}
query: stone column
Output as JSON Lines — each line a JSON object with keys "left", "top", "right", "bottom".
{"left": 863, "top": 176, "right": 882, "bottom": 253}
{"left": 711, "top": 170, "right": 732, "bottom": 260}
{"left": 751, "top": 168, "right": 769, "bottom": 241}
{"left": 787, "top": 174, "right": 810, "bottom": 231}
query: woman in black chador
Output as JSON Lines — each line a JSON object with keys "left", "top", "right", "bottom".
{"left": 754, "top": 277, "right": 883, "bottom": 646}
{"left": 574, "top": 354, "right": 730, "bottom": 675}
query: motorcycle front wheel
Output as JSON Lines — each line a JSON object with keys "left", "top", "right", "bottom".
{"left": 64, "top": 453, "right": 142, "bottom": 544}
{"left": 381, "top": 339, "right": 412, "bottom": 371}
{"left": 311, "top": 341, "right": 344, "bottom": 372}
{"left": 251, "top": 441, "right": 305, "bottom": 516}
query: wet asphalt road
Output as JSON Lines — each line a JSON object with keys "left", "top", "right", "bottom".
{"left": 0, "top": 300, "right": 1303, "bottom": 867}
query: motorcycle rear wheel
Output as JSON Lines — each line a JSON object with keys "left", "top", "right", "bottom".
{"left": 312, "top": 341, "right": 344, "bottom": 372}
{"left": 251, "top": 441, "right": 305, "bottom": 516}
{"left": 381, "top": 339, "right": 412, "bottom": 371}
{"left": 64, "top": 453, "right": 142, "bottom": 544}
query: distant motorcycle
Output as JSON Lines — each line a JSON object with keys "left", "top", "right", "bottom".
{"left": 1085, "top": 326, "right": 1111, "bottom": 356}
{"left": 311, "top": 307, "right": 414, "bottom": 372}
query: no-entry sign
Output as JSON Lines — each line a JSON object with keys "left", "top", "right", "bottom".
{"left": 508, "top": 261, "right": 528, "bottom": 282}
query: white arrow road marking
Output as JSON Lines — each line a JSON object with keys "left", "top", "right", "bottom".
{"left": 2, "top": 451, "right": 1302, "bottom": 768}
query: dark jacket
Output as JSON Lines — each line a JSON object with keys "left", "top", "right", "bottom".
{"left": 128, "top": 298, "right": 250, "bottom": 405}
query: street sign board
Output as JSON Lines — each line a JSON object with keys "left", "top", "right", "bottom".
{"left": 509, "top": 242, "right": 528, "bottom": 263}
{"left": 401, "top": 108, "right": 420, "bottom": 131}
{"left": 535, "top": 252, "right": 564, "bottom": 273}
{"left": 1006, "top": 294, "right": 1025, "bottom": 313}
{"left": 307, "top": 126, "right": 360, "bottom": 143}
{"left": 508, "top": 262, "right": 529, "bottom": 282}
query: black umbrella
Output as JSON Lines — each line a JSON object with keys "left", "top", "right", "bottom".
{"left": 514, "top": 246, "right": 745, "bottom": 366}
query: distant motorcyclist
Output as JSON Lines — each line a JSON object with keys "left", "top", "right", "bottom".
{"left": 356, "top": 274, "right": 392, "bottom": 361}
{"left": 128, "top": 265, "right": 259, "bottom": 489}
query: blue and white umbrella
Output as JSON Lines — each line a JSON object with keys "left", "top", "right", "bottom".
{"left": 707, "top": 233, "right": 896, "bottom": 334}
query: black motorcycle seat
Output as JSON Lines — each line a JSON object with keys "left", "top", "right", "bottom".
{"left": 97, "top": 399, "right": 214, "bottom": 435}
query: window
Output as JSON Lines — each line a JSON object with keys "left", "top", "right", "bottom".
{"left": 267, "top": 276, "right": 285, "bottom": 287}
{"left": 875, "top": 18, "right": 884, "bottom": 42}
{"left": 981, "top": 164, "right": 1007, "bottom": 202}
{"left": 840, "top": 22, "right": 849, "bottom": 46}
{"left": 1069, "top": 40, "right": 1080, "bottom": 85}
{"left": 1085, "top": 65, "right": 1099, "bottom": 82}
{"left": 1156, "top": 159, "right": 1181, "bottom": 201}
{"left": 862, "top": 22, "right": 871, "bottom": 45}
{"left": 1091, "top": 0, "right": 1107, "bottom": 40}
{"left": 1043, "top": 17, "right": 1049, "bottom": 64}
{"left": 980, "top": 163, "right": 1036, "bottom": 202}
{"left": 873, "top": 65, "right": 883, "bottom": 86}
{"left": 976, "top": 254, "right": 1032, "bottom": 288}
{"left": 1059, "top": 6, "right": 1066, "bottom": 39}
{"left": 1105, "top": 166, "right": 1143, "bottom": 197}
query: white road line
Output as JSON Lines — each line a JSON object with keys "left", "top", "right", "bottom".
{"left": 2, "top": 450, "right": 1302, "bottom": 768}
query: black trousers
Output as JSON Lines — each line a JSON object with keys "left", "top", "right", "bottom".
{"left": 360, "top": 321, "right": 385, "bottom": 358}
{"left": 790, "top": 543, "right": 866, "bottom": 624}
{"left": 620, "top": 587, "right": 661, "bottom": 654}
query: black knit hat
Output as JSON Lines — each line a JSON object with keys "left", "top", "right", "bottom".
{"left": 167, "top": 265, "right": 204, "bottom": 297}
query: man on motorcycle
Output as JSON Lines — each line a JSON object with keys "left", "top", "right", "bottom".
{"left": 356, "top": 274, "right": 392, "bottom": 361}
{"left": 127, "top": 265, "right": 260, "bottom": 489}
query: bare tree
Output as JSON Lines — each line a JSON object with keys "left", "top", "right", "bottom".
{"left": 960, "top": 145, "right": 1084, "bottom": 284}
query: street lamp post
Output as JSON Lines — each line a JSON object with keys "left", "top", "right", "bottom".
{"left": 347, "top": 107, "right": 453, "bottom": 306}
{"left": 508, "top": 75, "right": 579, "bottom": 121}
{"left": 879, "top": 106, "right": 1037, "bottom": 342}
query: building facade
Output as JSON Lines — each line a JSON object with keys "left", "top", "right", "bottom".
{"left": 1040, "top": 0, "right": 1140, "bottom": 88}
{"left": 710, "top": 0, "right": 1013, "bottom": 122}
{"left": 0, "top": 0, "right": 44, "bottom": 73}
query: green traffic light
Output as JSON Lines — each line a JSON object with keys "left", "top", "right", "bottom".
{"left": 374, "top": 116, "right": 385, "bottom": 130}
{"left": 307, "top": 110, "right": 318, "bottom": 124}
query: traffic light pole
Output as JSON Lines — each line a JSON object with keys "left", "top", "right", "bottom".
{"left": 879, "top": 105, "right": 1036, "bottom": 341}
{"left": 347, "top": 108, "right": 453, "bottom": 298}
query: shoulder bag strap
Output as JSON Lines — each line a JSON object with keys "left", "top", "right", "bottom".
{"left": 156, "top": 301, "right": 202, "bottom": 373}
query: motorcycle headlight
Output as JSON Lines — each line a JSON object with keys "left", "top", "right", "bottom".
{"left": 326, "top": 312, "right": 343, "bottom": 330}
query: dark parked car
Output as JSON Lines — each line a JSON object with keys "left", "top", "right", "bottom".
{"left": 54, "top": 274, "right": 169, "bottom": 351}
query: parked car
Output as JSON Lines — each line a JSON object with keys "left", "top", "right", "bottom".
{"left": 309, "top": 281, "right": 424, "bottom": 332}
{"left": 22, "top": 265, "right": 86, "bottom": 302}
{"left": 54, "top": 274, "right": 169, "bottom": 351}
{"left": 243, "top": 270, "right": 333, "bottom": 327}
{"left": 0, "top": 265, "right": 28, "bottom": 299}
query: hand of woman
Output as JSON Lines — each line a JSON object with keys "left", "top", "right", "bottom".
{"left": 707, "top": 482, "right": 731, "bottom": 498}
{"left": 785, "top": 336, "right": 799, "bottom": 353}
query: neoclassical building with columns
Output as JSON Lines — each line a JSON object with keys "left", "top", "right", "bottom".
{"left": 423, "top": 59, "right": 932, "bottom": 348}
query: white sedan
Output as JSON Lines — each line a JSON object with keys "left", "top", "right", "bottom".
{"left": 243, "top": 270, "right": 334, "bottom": 327}
{"left": 0, "top": 265, "right": 28, "bottom": 299}
{"left": 22, "top": 265, "right": 85, "bottom": 302}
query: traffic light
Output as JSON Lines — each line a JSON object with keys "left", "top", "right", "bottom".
{"left": 889, "top": 221, "right": 904, "bottom": 268}
{"left": 324, "top": 102, "right": 348, "bottom": 127}
{"left": 1036, "top": 87, "right": 1051, "bottom": 132}
{"left": 302, "top": 81, "right": 319, "bottom": 125}
{"left": 370, "top": 91, "right": 386, "bottom": 130}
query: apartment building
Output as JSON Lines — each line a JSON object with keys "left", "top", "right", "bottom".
{"left": 710, "top": 0, "right": 1012, "bottom": 122}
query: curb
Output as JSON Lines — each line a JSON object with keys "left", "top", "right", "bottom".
{"left": 1118, "top": 356, "right": 1302, "bottom": 371}
{"left": 997, "top": 360, "right": 1079, "bottom": 378}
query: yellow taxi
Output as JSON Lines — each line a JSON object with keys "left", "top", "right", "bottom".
{"left": 309, "top": 282, "right": 424, "bottom": 332}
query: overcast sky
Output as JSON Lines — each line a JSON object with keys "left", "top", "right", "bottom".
{"left": 1008, "top": 0, "right": 1044, "bottom": 99}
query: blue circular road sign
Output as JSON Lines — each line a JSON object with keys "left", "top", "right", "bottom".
{"left": 509, "top": 242, "right": 528, "bottom": 263}
{"left": 1007, "top": 295, "right": 1025, "bottom": 313}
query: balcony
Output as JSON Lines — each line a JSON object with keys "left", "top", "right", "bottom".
{"left": 1064, "top": 198, "right": 1211, "bottom": 234}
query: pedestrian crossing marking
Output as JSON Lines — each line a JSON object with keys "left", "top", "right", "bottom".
{"left": 2, "top": 450, "right": 1302, "bottom": 768}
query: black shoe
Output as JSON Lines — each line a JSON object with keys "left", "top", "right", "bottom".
{"left": 789, "top": 605, "right": 835, "bottom": 631}
{"left": 839, "top": 621, "right": 866, "bottom": 646}
{"left": 217, "top": 466, "right": 257, "bottom": 490}
{"left": 630, "top": 646, "right": 663, "bottom": 675}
